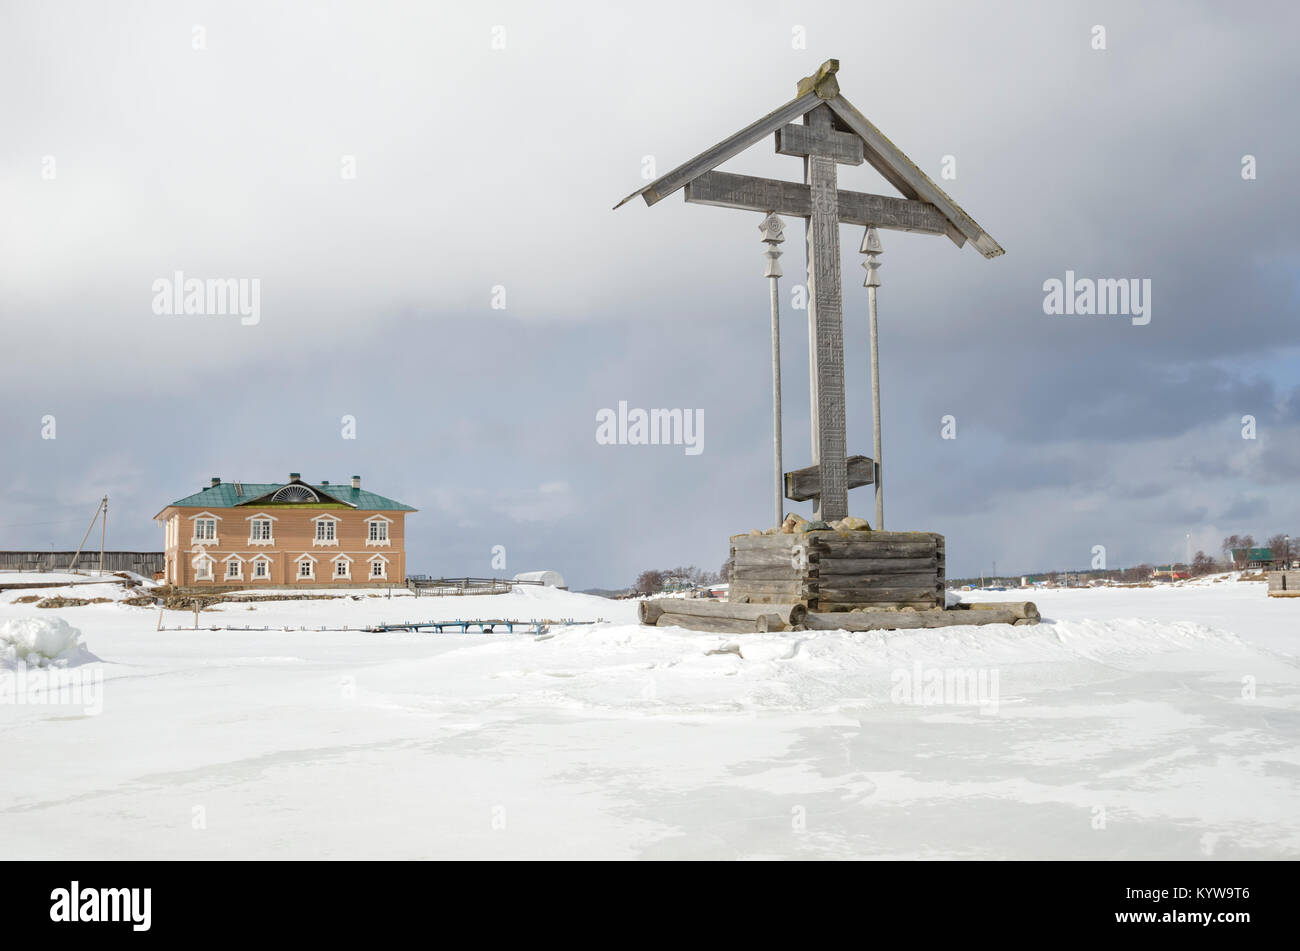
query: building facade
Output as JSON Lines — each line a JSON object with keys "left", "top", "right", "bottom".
{"left": 155, "top": 474, "right": 416, "bottom": 588}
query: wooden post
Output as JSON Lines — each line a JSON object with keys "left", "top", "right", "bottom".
{"left": 99, "top": 495, "right": 107, "bottom": 575}
{"left": 760, "top": 212, "right": 786, "bottom": 528}
{"left": 780, "top": 104, "right": 859, "bottom": 521}
{"left": 862, "top": 227, "right": 884, "bottom": 529}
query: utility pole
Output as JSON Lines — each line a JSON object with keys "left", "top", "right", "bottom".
{"left": 100, "top": 496, "right": 108, "bottom": 575}
{"left": 68, "top": 496, "right": 107, "bottom": 574}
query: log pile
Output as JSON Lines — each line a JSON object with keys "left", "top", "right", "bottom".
{"left": 729, "top": 529, "right": 945, "bottom": 611}
{"left": 639, "top": 598, "right": 1040, "bottom": 633}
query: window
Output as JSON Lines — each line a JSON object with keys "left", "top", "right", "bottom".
{"left": 336, "top": 561, "right": 348, "bottom": 578}
{"left": 195, "top": 519, "right": 217, "bottom": 540}
{"left": 368, "top": 521, "right": 388, "bottom": 542}
{"left": 195, "top": 559, "right": 213, "bottom": 581}
{"left": 253, "top": 560, "right": 269, "bottom": 579}
{"left": 226, "top": 560, "right": 241, "bottom": 579}
{"left": 299, "top": 561, "right": 313, "bottom": 579}
{"left": 313, "top": 518, "right": 340, "bottom": 546}
{"left": 272, "top": 484, "right": 319, "bottom": 503}
{"left": 250, "top": 520, "right": 272, "bottom": 541}
{"left": 370, "top": 559, "right": 387, "bottom": 579}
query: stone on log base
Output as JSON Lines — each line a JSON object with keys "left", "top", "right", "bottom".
{"left": 729, "top": 529, "right": 945, "bottom": 611}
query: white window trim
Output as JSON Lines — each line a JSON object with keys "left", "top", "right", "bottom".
{"left": 294, "top": 553, "right": 317, "bottom": 580}
{"left": 364, "top": 514, "right": 393, "bottom": 547}
{"left": 193, "top": 553, "right": 215, "bottom": 581}
{"left": 189, "top": 511, "right": 223, "bottom": 546}
{"left": 331, "top": 554, "right": 353, "bottom": 580}
{"left": 245, "top": 512, "right": 278, "bottom": 546}
{"left": 367, "top": 554, "right": 389, "bottom": 580}
{"left": 222, "top": 554, "right": 245, "bottom": 581}
{"left": 251, "top": 555, "right": 272, "bottom": 580}
{"left": 311, "top": 514, "right": 342, "bottom": 547}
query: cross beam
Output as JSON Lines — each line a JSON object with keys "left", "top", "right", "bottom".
{"left": 784, "top": 455, "right": 874, "bottom": 503}
{"left": 684, "top": 171, "right": 948, "bottom": 235}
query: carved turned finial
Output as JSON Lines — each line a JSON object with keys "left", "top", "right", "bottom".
{"left": 761, "top": 212, "right": 785, "bottom": 278}
{"left": 796, "top": 59, "right": 840, "bottom": 100}
{"left": 759, "top": 212, "right": 785, "bottom": 244}
{"left": 861, "top": 226, "right": 882, "bottom": 287}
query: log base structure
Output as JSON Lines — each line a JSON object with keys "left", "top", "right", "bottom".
{"left": 638, "top": 528, "right": 1041, "bottom": 634}
{"left": 731, "top": 529, "right": 945, "bottom": 611}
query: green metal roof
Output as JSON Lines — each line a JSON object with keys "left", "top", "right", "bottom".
{"left": 166, "top": 482, "right": 416, "bottom": 511}
{"left": 1231, "top": 547, "right": 1272, "bottom": 561}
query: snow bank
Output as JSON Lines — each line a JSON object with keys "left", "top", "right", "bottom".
{"left": 0, "top": 617, "right": 97, "bottom": 668}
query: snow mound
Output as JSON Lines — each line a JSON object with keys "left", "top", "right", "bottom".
{"left": 0, "top": 617, "right": 98, "bottom": 668}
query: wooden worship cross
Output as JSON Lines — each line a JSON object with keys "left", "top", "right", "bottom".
{"left": 616, "top": 59, "right": 1002, "bottom": 525}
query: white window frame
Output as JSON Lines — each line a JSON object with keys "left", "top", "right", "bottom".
{"left": 245, "top": 513, "right": 278, "bottom": 546}
{"left": 294, "top": 554, "right": 317, "bottom": 580}
{"left": 252, "top": 556, "right": 272, "bottom": 580}
{"left": 193, "top": 554, "right": 215, "bottom": 581}
{"left": 367, "top": 555, "right": 389, "bottom": 580}
{"left": 223, "top": 555, "right": 244, "bottom": 581}
{"left": 332, "top": 554, "right": 353, "bottom": 580}
{"left": 190, "top": 511, "right": 222, "bottom": 545}
{"left": 364, "top": 515, "right": 393, "bottom": 547}
{"left": 312, "top": 514, "right": 341, "bottom": 547}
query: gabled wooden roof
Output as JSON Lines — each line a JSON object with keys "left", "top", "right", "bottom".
{"left": 614, "top": 59, "right": 1003, "bottom": 259}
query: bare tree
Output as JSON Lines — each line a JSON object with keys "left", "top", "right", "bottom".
{"left": 634, "top": 569, "right": 665, "bottom": 595}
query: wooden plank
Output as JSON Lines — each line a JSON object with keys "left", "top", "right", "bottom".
{"left": 733, "top": 548, "right": 814, "bottom": 568}
{"left": 816, "top": 582, "right": 941, "bottom": 597}
{"left": 685, "top": 173, "right": 950, "bottom": 236}
{"left": 813, "top": 556, "right": 937, "bottom": 574}
{"left": 816, "top": 530, "right": 940, "bottom": 545}
{"left": 729, "top": 533, "right": 801, "bottom": 549}
{"left": 810, "top": 540, "right": 937, "bottom": 558}
{"left": 813, "top": 571, "right": 939, "bottom": 588}
{"left": 613, "top": 90, "right": 823, "bottom": 209}
{"left": 826, "top": 94, "right": 1004, "bottom": 258}
{"left": 784, "top": 454, "right": 873, "bottom": 502}
{"left": 804, "top": 606, "right": 1025, "bottom": 631}
{"left": 805, "top": 105, "right": 849, "bottom": 522}
{"left": 776, "top": 121, "right": 864, "bottom": 164}
{"left": 732, "top": 566, "right": 804, "bottom": 581}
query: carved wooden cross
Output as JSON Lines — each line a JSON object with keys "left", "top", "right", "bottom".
{"left": 616, "top": 59, "right": 1002, "bottom": 525}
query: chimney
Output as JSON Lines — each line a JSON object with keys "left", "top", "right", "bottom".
{"left": 210, "top": 477, "right": 221, "bottom": 488}
{"left": 351, "top": 475, "right": 361, "bottom": 489}
{"left": 289, "top": 472, "right": 301, "bottom": 482}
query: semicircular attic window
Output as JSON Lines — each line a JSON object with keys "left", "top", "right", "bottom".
{"left": 271, "top": 484, "right": 320, "bottom": 503}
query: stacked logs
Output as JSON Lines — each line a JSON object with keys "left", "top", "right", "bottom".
{"left": 730, "top": 530, "right": 945, "bottom": 611}
{"left": 639, "top": 598, "right": 1040, "bottom": 633}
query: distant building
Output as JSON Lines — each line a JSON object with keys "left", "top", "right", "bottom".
{"left": 1230, "top": 548, "right": 1274, "bottom": 569}
{"left": 1151, "top": 564, "right": 1190, "bottom": 581}
{"left": 155, "top": 474, "right": 415, "bottom": 588}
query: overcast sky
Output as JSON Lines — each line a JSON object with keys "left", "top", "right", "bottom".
{"left": 2, "top": 0, "right": 1297, "bottom": 587}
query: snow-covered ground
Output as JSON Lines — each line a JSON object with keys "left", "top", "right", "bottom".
{"left": 2, "top": 575, "right": 1297, "bottom": 859}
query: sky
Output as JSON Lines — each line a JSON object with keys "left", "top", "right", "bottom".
{"left": 1, "top": 0, "right": 1298, "bottom": 588}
